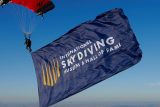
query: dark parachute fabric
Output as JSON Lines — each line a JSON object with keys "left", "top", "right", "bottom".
{"left": 32, "top": 8, "right": 142, "bottom": 107}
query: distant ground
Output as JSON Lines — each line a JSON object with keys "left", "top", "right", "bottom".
{"left": 0, "top": 102, "right": 160, "bottom": 107}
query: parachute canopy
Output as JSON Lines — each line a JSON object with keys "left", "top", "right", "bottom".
{"left": 1, "top": 0, "right": 55, "bottom": 15}
{"left": 11, "top": 0, "right": 55, "bottom": 15}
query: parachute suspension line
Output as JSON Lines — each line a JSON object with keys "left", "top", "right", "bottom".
{"left": 11, "top": 4, "right": 27, "bottom": 33}
{"left": 10, "top": 3, "right": 41, "bottom": 36}
{"left": 19, "top": 7, "right": 33, "bottom": 35}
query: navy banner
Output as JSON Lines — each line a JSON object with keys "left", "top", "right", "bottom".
{"left": 32, "top": 8, "right": 142, "bottom": 107}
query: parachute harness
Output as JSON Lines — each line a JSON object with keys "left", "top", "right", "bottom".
{"left": 24, "top": 32, "right": 32, "bottom": 39}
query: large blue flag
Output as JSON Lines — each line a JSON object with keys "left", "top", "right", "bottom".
{"left": 32, "top": 8, "right": 142, "bottom": 107}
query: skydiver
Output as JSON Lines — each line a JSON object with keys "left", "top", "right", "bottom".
{"left": 24, "top": 37, "right": 32, "bottom": 53}
{"left": 0, "top": 0, "right": 10, "bottom": 6}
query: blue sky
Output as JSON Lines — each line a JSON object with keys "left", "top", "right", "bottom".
{"left": 0, "top": 0, "right": 160, "bottom": 107}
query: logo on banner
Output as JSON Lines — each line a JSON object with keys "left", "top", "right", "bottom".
{"left": 41, "top": 59, "right": 61, "bottom": 87}
{"left": 40, "top": 36, "right": 122, "bottom": 87}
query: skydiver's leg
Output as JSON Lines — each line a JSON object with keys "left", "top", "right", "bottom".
{"left": 29, "top": 47, "right": 32, "bottom": 52}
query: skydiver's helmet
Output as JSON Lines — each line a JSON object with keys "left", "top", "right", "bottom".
{"left": 0, "top": 0, "right": 10, "bottom": 6}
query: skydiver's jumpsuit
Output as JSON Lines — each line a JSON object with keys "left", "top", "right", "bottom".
{"left": 25, "top": 38, "right": 32, "bottom": 52}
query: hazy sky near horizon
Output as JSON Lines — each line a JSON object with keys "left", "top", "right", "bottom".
{"left": 0, "top": 0, "right": 160, "bottom": 106}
